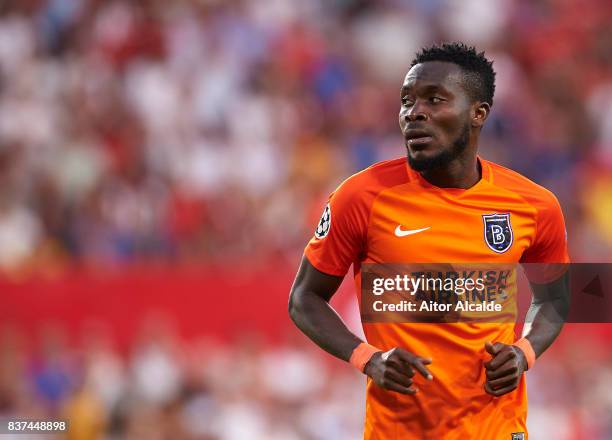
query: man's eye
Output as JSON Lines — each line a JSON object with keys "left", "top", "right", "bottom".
{"left": 430, "top": 97, "right": 444, "bottom": 103}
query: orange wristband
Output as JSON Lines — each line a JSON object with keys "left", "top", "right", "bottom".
{"left": 349, "top": 342, "right": 382, "bottom": 373}
{"left": 513, "top": 338, "right": 536, "bottom": 370}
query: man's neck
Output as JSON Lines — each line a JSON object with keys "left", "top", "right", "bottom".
{"left": 418, "top": 155, "right": 481, "bottom": 189}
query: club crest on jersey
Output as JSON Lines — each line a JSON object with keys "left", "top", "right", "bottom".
{"left": 511, "top": 433, "right": 525, "bottom": 440}
{"left": 482, "top": 213, "right": 513, "bottom": 253}
{"left": 315, "top": 204, "right": 331, "bottom": 239}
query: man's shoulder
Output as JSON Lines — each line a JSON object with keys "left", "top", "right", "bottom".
{"left": 485, "top": 160, "right": 561, "bottom": 211}
{"left": 336, "top": 157, "right": 408, "bottom": 196}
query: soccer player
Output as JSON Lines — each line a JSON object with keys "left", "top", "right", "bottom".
{"left": 288, "top": 42, "right": 570, "bottom": 439}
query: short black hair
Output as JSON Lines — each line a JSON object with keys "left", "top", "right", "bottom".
{"left": 410, "top": 42, "right": 496, "bottom": 106}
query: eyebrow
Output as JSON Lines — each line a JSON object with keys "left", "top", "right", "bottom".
{"left": 401, "top": 83, "right": 448, "bottom": 95}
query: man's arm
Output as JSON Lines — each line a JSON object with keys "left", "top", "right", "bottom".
{"left": 288, "top": 255, "right": 361, "bottom": 361}
{"left": 289, "top": 256, "right": 433, "bottom": 394}
{"left": 522, "top": 270, "right": 570, "bottom": 355}
{"left": 484, "top": 270, "right": 570, "bottom": 397}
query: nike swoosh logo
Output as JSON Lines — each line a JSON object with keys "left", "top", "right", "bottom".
{"left": 394, "top": 225, "right": 431, "bottom": 237}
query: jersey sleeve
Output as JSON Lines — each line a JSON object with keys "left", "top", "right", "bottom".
{"left": 521, "top": 192, "right": 570, "bottom": 283}
{"left": 304, "top": 180, "right": 370, "bottom": 277}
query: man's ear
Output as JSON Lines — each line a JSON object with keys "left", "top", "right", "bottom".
{"left": 472, "top": 102, "right": 490, "bottom": 128}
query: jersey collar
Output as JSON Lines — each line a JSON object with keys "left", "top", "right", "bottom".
{"left": 404, "top": 156, "right": 491, "bottom": 194}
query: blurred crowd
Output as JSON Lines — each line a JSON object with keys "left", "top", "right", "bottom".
{"left": 0, "top": 322, "right": 366, "bottom": 440}
{"left": 0, "top": 323, "right": 611, "bottom": 440}
{"left": 0, "top": 0, "right": 611, "bottom": 272}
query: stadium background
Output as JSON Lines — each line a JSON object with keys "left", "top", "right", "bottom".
{"left": 0, "top": 0, "right": 611, "bottom": 438}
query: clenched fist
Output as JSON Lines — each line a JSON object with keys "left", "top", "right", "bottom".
{"left": 484, "top": 341, "right": 528, "bottom": 397}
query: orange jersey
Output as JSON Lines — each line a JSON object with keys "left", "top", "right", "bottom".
{"left": 304, "top": 157, "right": 569, "bottom": 440}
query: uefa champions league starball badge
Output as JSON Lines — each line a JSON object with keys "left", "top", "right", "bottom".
{"left": 315, "top": 204, "right": 331, "bottom": 239}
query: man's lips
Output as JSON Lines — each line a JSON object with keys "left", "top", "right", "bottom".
{"left": 406, "top": 136, "right": 433, "bottom": 146}
{"left": 404, "top": 130, "right": 434, "bottom": 147}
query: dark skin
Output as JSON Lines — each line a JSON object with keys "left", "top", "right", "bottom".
{"left": 399, "top": 61, "right": 489, "bottom": 189}
{"left": 289, "top": 61, "right": 570, "bottom": 397}
{"left": 288, "top": 256, "right": 433, "bottom": 394}
{"left": 484, "top": 272, "right": 570, "bottom": 396}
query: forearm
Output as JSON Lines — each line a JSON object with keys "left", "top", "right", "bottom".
{"left": 521, "top": 299, "right": 568, "bottom": 357}
{"left": 289, "top": 290, "right": 363, "bottom": 362}
{"left": 522, "top": 272, "right": 570, "bottom": 357}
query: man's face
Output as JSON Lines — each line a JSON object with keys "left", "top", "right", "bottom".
{"left": 399, "top": 61, "right": 474, "bottom": 172}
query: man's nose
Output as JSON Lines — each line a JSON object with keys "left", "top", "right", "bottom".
{"left": 404, "top": 102, "right": 428, "bottom": 122}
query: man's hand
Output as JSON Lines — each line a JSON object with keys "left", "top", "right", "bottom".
{"left": 484, "top": 341, "right": 528, "bottom": 397}
{"left": 364, "top": 347, "right": 433, "bottom": 395}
